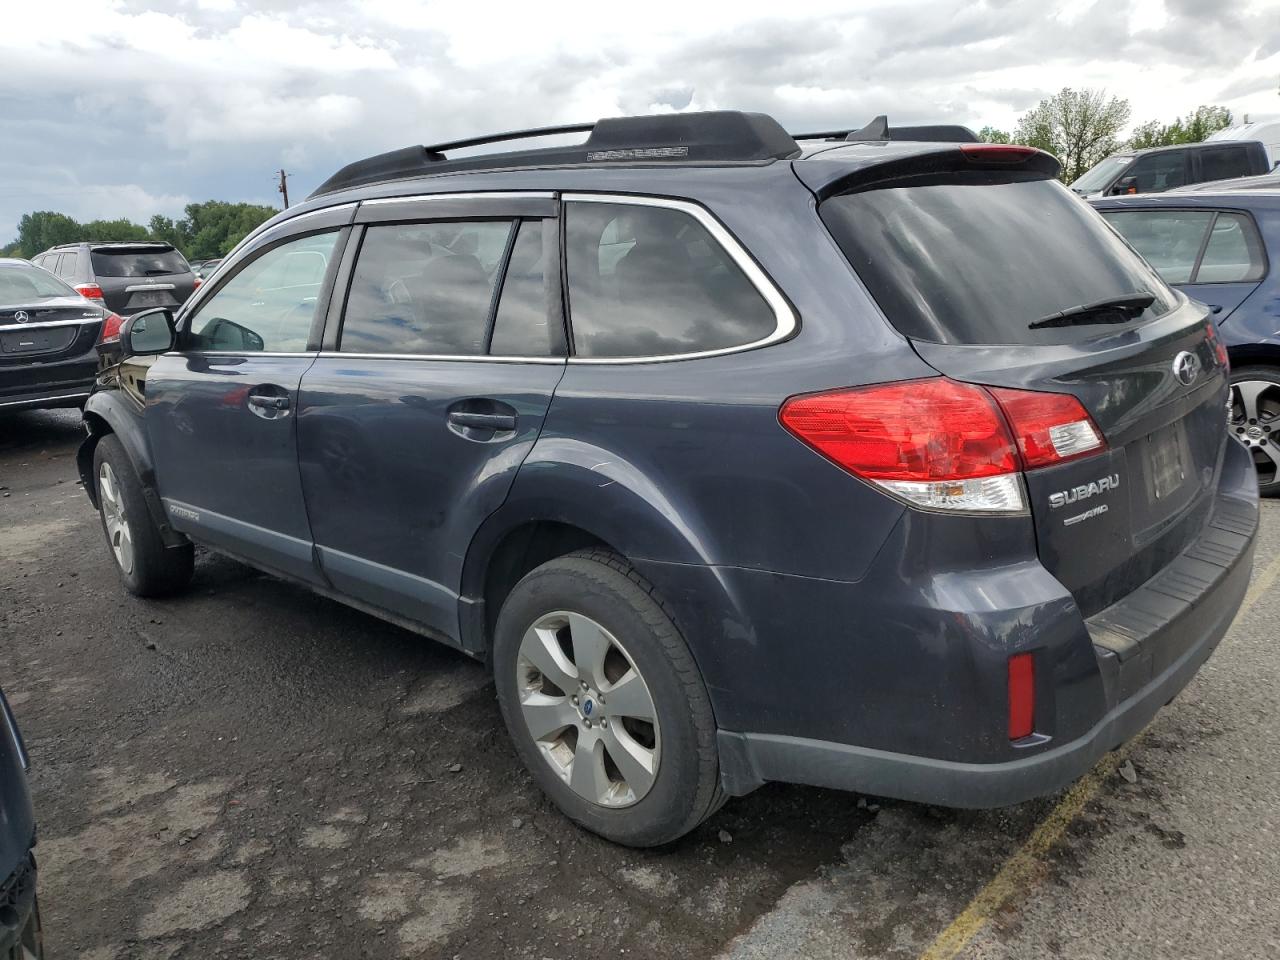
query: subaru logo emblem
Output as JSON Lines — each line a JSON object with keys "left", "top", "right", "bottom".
{"left": 1172, "top": 351, "right": 1200, "bottom": 387}
{"left": 13, "top": 310, "right": 29, "bottom": 324}
{"left": 582, "top": 699, "right": 594, "bottom": 716}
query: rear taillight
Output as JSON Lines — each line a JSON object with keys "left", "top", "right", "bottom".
{"left": 779, "top": 378, "right": 1107, "bottom": 513}
{"left": 1205, "top": 321, "right": 1229, "bottom": 369}
{"left": 193, "top": 276, "right": 203, "bottom": 291}
{"left": 98, "top": 312, "right": 123, "bottom": 344}
{"left": 75, "top": 283, "right": 105, "bottom": 302}
{"left": 987, "top": 388, "right": 1104, "bottom": 469}
{"left": 1007, "top": 653, "right": 1035, "bottom": 740}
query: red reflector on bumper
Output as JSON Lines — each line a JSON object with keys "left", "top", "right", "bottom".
{"left": 1008, "top": 653, "right": 1035, "bottom": 740}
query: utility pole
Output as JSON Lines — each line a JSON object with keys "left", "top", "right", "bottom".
{"left": 276, "top": 169, "right": 290, "bottom": 209}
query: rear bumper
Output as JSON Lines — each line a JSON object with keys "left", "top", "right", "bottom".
{"left": 0, "top": 356, "right": 96, "bottom": 411}
{"left": 712, "top": 441, "right": 1258, "bottom": 807}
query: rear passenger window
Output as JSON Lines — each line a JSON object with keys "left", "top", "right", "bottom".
{"left": 1101, "top": 210, "right": 1214, "bottom": 283}
{"left": 564, "top": 200, "right": 776, "bottom": 358}
{"left": 1200, "top": 148, "right": 1253, "bottom": 183}
{"left": 490, "top": 220, "right": 555, "bottom": 356}
{"left": 340, "top": 221, "right": 512, "bottom": 356}
{"left": 1196, "top": 213, "right": 1266, "bottom": 283}
{"left": 55, "top": 253, "right": 76, "bottom": 279}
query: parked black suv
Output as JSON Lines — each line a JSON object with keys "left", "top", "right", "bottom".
{"left": 1072, "top": 139, "right": 1270, "bottom": 197}
{"left": 1, "top": 687, "right": 41, "bottom": 959}
{"left": 31, "top": 242, "right": 196, "bottom": 318}
{"left": 80, "top": 112, "right": 1257, "bottom": 846}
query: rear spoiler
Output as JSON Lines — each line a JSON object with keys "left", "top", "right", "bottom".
{"left": 798, "top": 144, "right": 1064, "bottom": 200}
{"left": 792, "top": 115, "right": 980, "bottom": 144}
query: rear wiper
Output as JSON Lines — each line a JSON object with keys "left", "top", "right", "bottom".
{"left": 1029, "top": 293, "right": 1155, "bottom": 330}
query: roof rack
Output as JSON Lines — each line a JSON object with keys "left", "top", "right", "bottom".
{"left": 310, "top": 111, "right": 802, "bottom": 198}
{"left": 792, "top": 115, "right": 979, "bottom": 144}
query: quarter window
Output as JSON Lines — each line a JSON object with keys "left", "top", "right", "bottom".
{"left": 1196, "top": 213, "right": 1266, "bottom": 283}
{"left": 340, "top": 221, "right": 512, "bottom": 356}
{"left": 564, "top": 200, "right": 777, "bottom": 358}
{"left": 55, "top": 253, "right": 77, "bottom": 279}
{"left": 186, "top": 231, "right": 339, "bottom": 352}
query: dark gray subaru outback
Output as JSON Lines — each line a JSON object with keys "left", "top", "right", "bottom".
{"left": 78, "top": 112, "right": 1258, "bottom": 846}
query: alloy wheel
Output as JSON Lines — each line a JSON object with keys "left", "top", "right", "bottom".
{"left": 516, "top": 611, "right": 660, "bottom": 808}
{"left": 98, "top": 462, "right": 134, "bottom": 575}
{"left": 1230, "top": 379, "right": 1280, "bottom": 486}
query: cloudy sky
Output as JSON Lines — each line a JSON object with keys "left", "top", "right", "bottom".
{"left": 2, "top": 0, "right": 1277, "bottom": 243}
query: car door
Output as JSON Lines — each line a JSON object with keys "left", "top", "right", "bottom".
{"left": 297, "top": 194, "right": 564, "bottom": 646}
{"left": 1100, "top": 207, "right": 1266, "bottom": 321}
{"left": 145, "top": 207, "right": 354, "bottom": 584}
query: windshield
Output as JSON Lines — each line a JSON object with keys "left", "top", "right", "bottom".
{"left": 820, "top": 174, "right": 1178, "bottom": 346}
{"left": 0, "top": 262, "right": 79, "bottom": 303}
{"left": 1070, "top": 155, "right": 1134, "bottom": 193}
{"left": 90, "top": 247, "right": 190, "bottom": 278}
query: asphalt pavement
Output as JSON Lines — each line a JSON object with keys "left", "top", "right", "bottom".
{"left": 1, "top": 406, "right": 1276, "bottom": 959}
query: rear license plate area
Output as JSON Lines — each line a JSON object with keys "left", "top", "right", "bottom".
{"left": 128, "top": 290, "right": 171, "bottom": 309}
{"left": 1148, "top": 422, "right": 1188, "bottom": 501}
{"left": 0, "top": 328, "right": 77, "bottom": 355}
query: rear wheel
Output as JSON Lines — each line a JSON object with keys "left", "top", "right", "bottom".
{"left": 4, "top": 896, "right": 42, "bottom": 960}
{"left": 493, "top": 549, "right": 723, "bottom": 847}
{"left": 1228, "top": 366, "right": 1280, "bottom": 495}
{"left": 93, "top": 434, "right": 194, "bottom": 596}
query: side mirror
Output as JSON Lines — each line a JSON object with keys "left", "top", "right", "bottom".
{"left": 1110, "top": 176, "right": 1138, "bottom": 196}
{"left": 120, "top": 308, "right": 176, "bottom": 358}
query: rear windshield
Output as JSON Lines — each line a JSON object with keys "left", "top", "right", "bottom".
{"left": 91, "top": 247, "right": 189, "bottom": 278}
{"left": 0, "top": 263, "right": 78, "bottom": 302}
{"left": 821, "top": 175, "right": 1178, "bottom": 346}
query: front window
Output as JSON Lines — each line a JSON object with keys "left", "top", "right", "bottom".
{"left": 186, "top": 231, "right": 339, "bottom": 352}
{"left": 1071, "top": 156, "right": 1133, "bottom": 193}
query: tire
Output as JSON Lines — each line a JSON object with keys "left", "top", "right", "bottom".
{"left": 93, "top": 434, "right": 194, "bottom": 597}
{"left": 493, "top": 549, "right": 724, "bottom": 847}
{"left": 6, "top": 895, "right": 42, "bottom": 960}
{"left": 1228, "top": 366, "right": 1280, "bottom": 496}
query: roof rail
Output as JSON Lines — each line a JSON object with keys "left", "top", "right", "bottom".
{"left": 793, "top": 115, "right": 979, "bottom": 144}
{"left": 310, "top": 111, "right": 801, "bottom": 198}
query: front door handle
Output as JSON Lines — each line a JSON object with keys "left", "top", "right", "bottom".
{"left": 448, "top": 411, "right": 516, "bottom": 431}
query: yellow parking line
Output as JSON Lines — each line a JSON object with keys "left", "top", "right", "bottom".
{"left": 918, "top": 545, "right": 1280, "bottom": 960}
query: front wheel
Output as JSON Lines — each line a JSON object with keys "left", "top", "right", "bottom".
{"left": 1228, "top": 366, "right": 1280, "bottom": 496}
{"left": 93, "top": 434, "right": 194, "bottom": 597}
{"left": 493, "top": 550, "right": 724, "bottom": 847}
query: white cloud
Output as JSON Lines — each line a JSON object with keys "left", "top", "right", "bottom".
{"left": 3, "top": 0, "right": 1279, "bottom": 243}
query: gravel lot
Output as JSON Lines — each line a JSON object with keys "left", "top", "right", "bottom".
{"left": 3, "top": 407, "right": 1277, "bottom": 960}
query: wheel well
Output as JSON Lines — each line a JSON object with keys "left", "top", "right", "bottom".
{"left": 482, "top": 521, "right": 611, "bottom": 647}
{"left": 1227, "top": 343, "right": 1280, "bottom": 371}
{"left": 78, "top": 413, "right": 111, "bottom": 507}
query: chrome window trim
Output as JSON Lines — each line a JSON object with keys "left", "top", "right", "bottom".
{"left": 360, "top": 191, "right": 556, "bottom": 206}
{"left": 165, "top": 351, "right": 317, "bottom": 359}
{"left": 0, "top": 317, "right": 100, "bottom": 332}
{"left": 561, "top": 192, "right": 798, "bottom": 364}
{"left": 318, "top": 351, "right": 564, "bottom": 364}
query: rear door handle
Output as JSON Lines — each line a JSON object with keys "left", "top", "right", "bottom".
{"left": 448, "top": 411, "right": 516, "bottom": 430}
{"left": 248, "top": 395, "right": 290, "bottom": 411}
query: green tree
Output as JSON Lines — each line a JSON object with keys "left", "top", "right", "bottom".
{"left": 1014, "top": 88, "right": 1131, "bottom": 182}
{"left": 1126, "top": 105, "right": 1233, "bottom": 150}
{"left": 81, "top": 218, "right": 150, "bottom": 242}
{"left": 15, "top": 211, "right": 82, "bottom": 257}
{"left": 178, "top": 201, "right": 278, "bottom": 260}
{"left": 978, "top": 126, "right": 1011, "bottom": 144}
